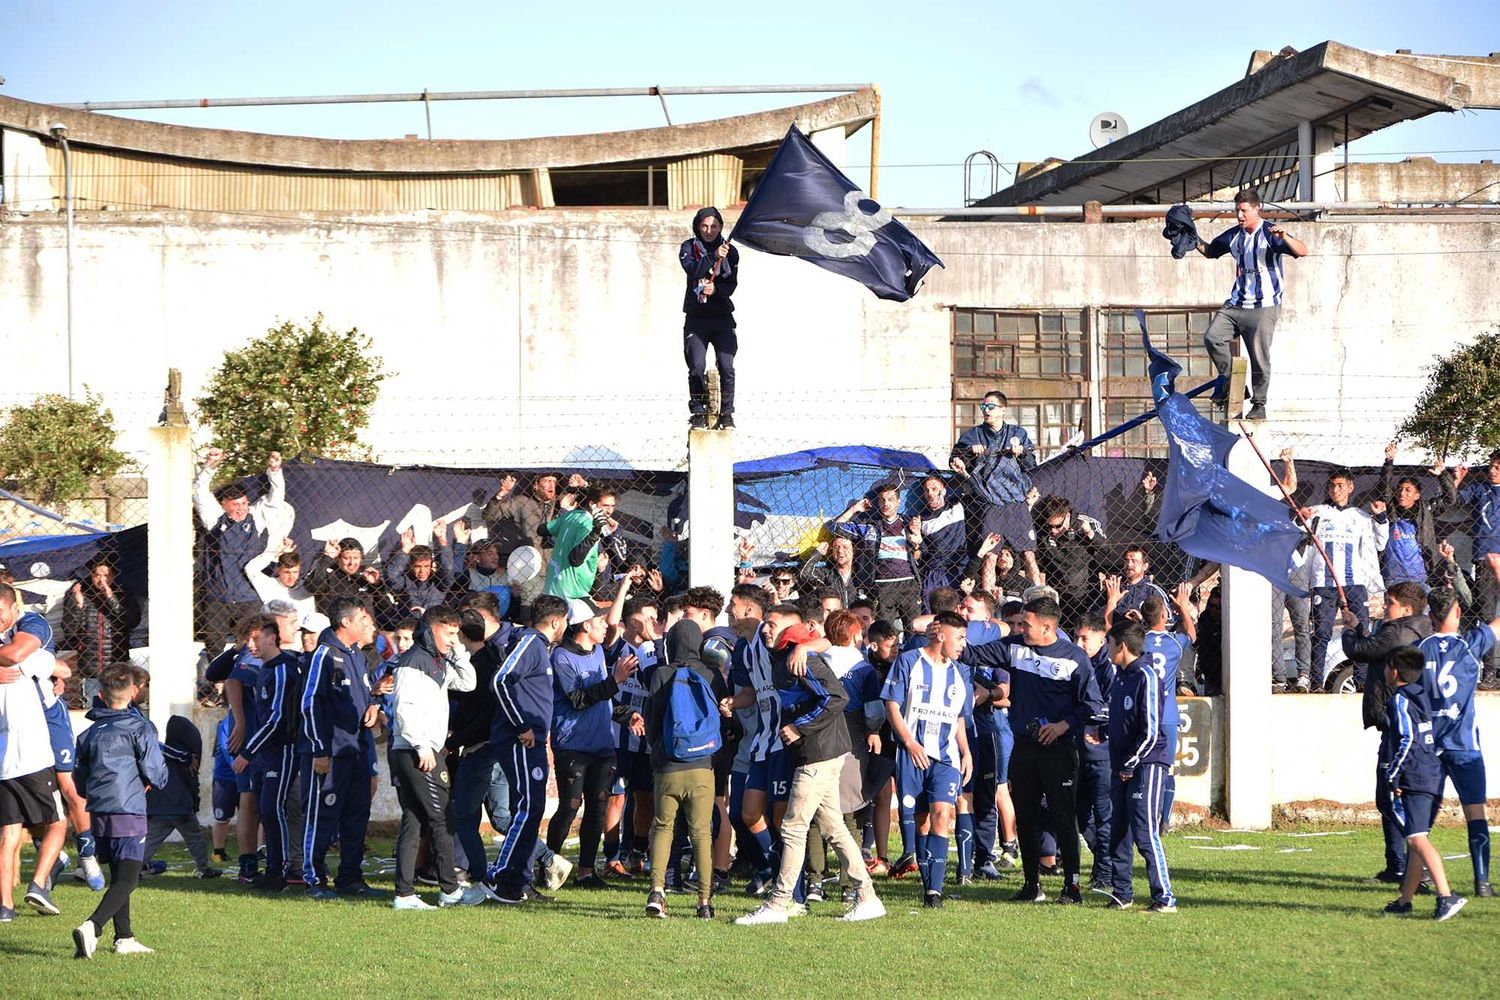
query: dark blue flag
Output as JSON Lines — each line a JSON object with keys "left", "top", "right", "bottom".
{"left": 731, "top": 126, "right": 942, "bottom": 301}
{"left": 1142, "top": 317, "right": 1308, "bottom": 596}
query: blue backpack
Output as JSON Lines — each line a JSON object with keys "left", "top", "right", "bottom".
{"left": 665, "top": 667, "right": 721, "bottom": 762}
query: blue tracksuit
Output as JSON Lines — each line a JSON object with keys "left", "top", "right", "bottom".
{"left": 242, "top": 650, "right": 302, "bottom": 879}
{"left": 1108, "top": 656, "right": 1173, "bottom": 906}
{"left": 298, "top": 630, "right": 374, "bottom": 888}
{"left": 550, "top": 641, "right": 617, "bottom": 755}
{"left": 1077, "top": 647, "right": 1115, "bottom": 885}
{"left": 1381, "top": 679, "right": 1443, "bottom": 841}
{"left": 487, "top": 628, "right": 555, "bottom": 891}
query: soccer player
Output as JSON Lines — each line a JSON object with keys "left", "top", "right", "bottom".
{"left": 959, "top": 591, "right": 1010, "bottom": 881}
{"left": 1453, "top": 453, "right": 1500, "bottom": 683}
{"left": 43, "top": 662, "right": 105, "bottom": 891}
{"left": 882, "top": 611, "right": 974, "bottom": 908}
{"left": 605, "top": 592, "right": 656, "bottom": 877}
{"left": 1138, "top": 592, "right": 1195, "bottom": 832}
{"left": 1418, "top": 559, "right": 1500, "bottom": 896}
{"left": 1102, "top": 620, "right": 1176, "bottom": 913}
{"left": 231, "top": 617, "right": 301, "bottom": 890}
{"left": 1194, "top": 188, "right": 1308, "bottom": 420}
{"left": 71, "top": 664, "right": 169, "bottom": 958}
{"left": 1073, "top": 615, "right": 1115, "bottom": 891}
{"left": 963, "top": 596, "right": 1105, "bottom": 904}
{"left": 483, "top": 595, "right": 569, "bottom": 904}
{"left": 1380, "top": 648, "right": 1466, "bottom": 921}
{"left": 224, "top": 621, "right": 264, "bottom": 885}
{"left": 298, "top": 597, "right": 382, "bottom": 899}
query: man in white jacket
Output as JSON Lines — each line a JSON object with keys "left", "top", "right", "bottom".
{"left": 387, "top": 605, "right": 485, "bottom": 909}
{"left": 1299, "top": 468, "right": 1389, "bottom": 691}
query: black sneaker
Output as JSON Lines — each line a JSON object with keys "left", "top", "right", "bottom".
{"left": 695, "top": 901, "right": 715, "bottom": 920}
{"left": 1057, "top": 885, "right": 1083, "bottom": 905}
{"left": 258, "top": 875, "right": 287, "bottom": 893}
{"left": 1434, "top": 894, "right": 1467, "bottom": 922}
{"left": 1145, "top": 899, "right": 1178, "bottom": 914}
{"left": 717, "top": 414, "right": 736, "bottom": 430}
{"left": 923, "top": 891, "right": 943, "bottom": 909}
{"left": 1476, "top": 880, "right": 1495, "bottom": 898}
{"left": 212, "top": 849, "right": 229, "bottom": 864}
{"left": 746, "top": 871, "right": 773, "bottom": 896}
{"left": 1038, "top": 863, "right": 1061, "bottom": 877}
{"left": 689, "top": 414, "right": 708, "bottom": 430}
{"left": 645, "top": 889, "right": 667, "bottom": 918}
{"left": 415, "top": 869, "right": 440, "bottom": 887}
{"left": 1012, "top": 884, "right": 1045, "bottom": 903}
{"left": 1246, "top": 404, "right": 1268, "bottom": 421}
{"left": 1417, "top": 878, "right": 1436, "bottom": 896}
{"left": 523, "top": 887, "right": 555, "bottom": 903}
{"left": 1383, "top": 898, "right": 1413, "bottom": 915}
{"left": 574, "top": 873, "right": 608, "bottom": 889}
{"left": 335, "top": 882, "right": 386, "bottom": 899}
{"left": 803, "top": 876, "right": 825, "bottom": 903}
{"left": 490, "top": 883, "right": 527, "bottom": 905}
{"left": 1369, "top": 869, "right": 1405, "bottom": 885}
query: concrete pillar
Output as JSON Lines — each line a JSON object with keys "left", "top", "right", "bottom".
{"left": 687, "top": 428, "right": 735, "bottom": 607}
{"left": 809, "top": 126, "right": 848, "bottom": 171}
{"left": 1296, "top": 121, "right": 1336, "bottom": 202}
{"left": 1220, "top": 418, "right": 1276, "bottom": 829}
{"left": 1297, "top": 121, "right": 1313, "bottom": 201}
{"left": 146, "top": 403, "right": 198, "bottom": 734}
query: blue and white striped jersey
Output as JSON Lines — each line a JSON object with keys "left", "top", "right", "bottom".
{"left": 730, "top": 631, "right": 782, "bottom": 760}
{"left": 1307, "top": 504, "right": 1387, "bottom": 590}
{"left": 1206, "top": 221, "right": 1292, "bottom": 308}
{"left": 881, "top": 648, "right": 973, "bottom": 768}
{"left": 1419, "top": 625, "right": 1494, "bottom": 754}
{"left": 608, "top": 636, "right": 659, "bottom": 754}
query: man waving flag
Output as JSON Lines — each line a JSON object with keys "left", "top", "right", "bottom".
{"left": 732, "top": 125, "right": 942, "bottom": 302}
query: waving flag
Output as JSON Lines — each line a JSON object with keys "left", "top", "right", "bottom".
{"left": 1142, "top": 312, "right": 1307, "bottom": 595}
{"left": 731, "top": 126, "right": 942, "bottom": 301}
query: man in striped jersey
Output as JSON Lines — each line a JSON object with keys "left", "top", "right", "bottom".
{"left": 1299, "top": 469, "right": 1388, "bottom": 691}
{"left": 882, "top": 611, "right": 974, "bottom": 908}
{"left": 911, "top": 475, "right": 969, "bottom": 596}
{"left": 1419, "top": 561, "right": 1500, "bottom": 897}
{"left": 605, "top": 596, "right": 658, "bottom": 875}
{"left": 1103, "top": 620, "right": 1175, "bottom": 913}
{"left": 1195, "top": 189, "right": 1307, "bottom": 421}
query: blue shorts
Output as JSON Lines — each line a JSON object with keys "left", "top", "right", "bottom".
{"left": 746, "top": 749, "right": 790, "bottom": 803}
{"left": 92, "top": 814, "right": 148, "bottom": 864}
{"left": 616, "top": 748, "right": 654, "bottom": 794}
{"left": 46, "top": 704, "right": 76, "bottom": 773}
{"left": 896, "top": 751, "right": 961, "bottom": 812}
{"left": 212, "top": 777, "right": 238, "bottom": 822}
{"left": 995, "top": 726, "right": 1014, "bottom": 784}
{"left": 1392, "top": 790, "right": 1439, "bottom": 840}
{"left": 233, "top": 758, "right": 260, "bottom": 794}
{"left": 1440, "top": 750, "right": 1487, "bottom": 805}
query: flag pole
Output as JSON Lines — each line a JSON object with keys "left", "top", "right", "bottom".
{"left": 1235, "top": 420, "right": 1349, "bottom": 611}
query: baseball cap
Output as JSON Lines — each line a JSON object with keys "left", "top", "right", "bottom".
{"left": 299, "top": 611, "right": 331, "bottom": 634}
{"left": 264, "top": 599, "right": 298, "bottom": 617}
{"left": 775, "top": 623, "right": 820, "bottom": 649}
{"left": 566, "top": 598, "right": 604, "bottom": 626}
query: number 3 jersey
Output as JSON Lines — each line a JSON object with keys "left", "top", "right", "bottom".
{"left": 880, "top": 649, "right": 973, "bottom": 769}
{"left": 1418, "top": 624, "right": 1495, "bottom": 754}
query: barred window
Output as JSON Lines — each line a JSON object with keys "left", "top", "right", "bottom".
{"left": 954, "top": 398, "right": 1086, "bottom": 454}
{"left": 952, "top": 309, "right": 1086, "bottom": 378}
{"left": 1100, "top": 308, "right": 1216, "bottom": 379}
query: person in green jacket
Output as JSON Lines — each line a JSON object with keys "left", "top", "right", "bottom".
{"left": 543, "top": 488, "right": 625, "bottom": 599}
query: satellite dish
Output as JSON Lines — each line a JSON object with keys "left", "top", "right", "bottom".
{"left": 1089, "top": 112, "right": 1129, "bottom": 149}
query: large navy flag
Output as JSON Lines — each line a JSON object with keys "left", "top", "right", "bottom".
{"left": 1143, "top": 316, "right": 1308, "bottom": 596}
{"left": 731, "top": 126, "right": 942, "bottom": 301}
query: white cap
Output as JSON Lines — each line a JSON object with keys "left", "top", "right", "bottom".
{"left": 566, "top": 598, "right": 603, "bottom": 626}
{"left": 299, "top": 611, "right": 331, "bottom": 634}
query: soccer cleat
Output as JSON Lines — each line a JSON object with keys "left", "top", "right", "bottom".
{"left": 195, "top": 867, "right": 224, "bottom": 880}
{"left": 1012, "top": 884, "right": 1045, "bottom": 903}
{"left": 1383, "top": 898, "right": 1413, "bottom": 915}
{"left": 605, "top": 859, "right": 633, "bottom": 879}
{"left": 866, "top": 856, "right": 889, "bottom": 877}
{"left": 999, "top": 844, "right": 1020, "bottom": 869}
{"left": 237, "top": 872, "right": 260, "bottom": 887}
{"left": 574, "top": 872, "right": 608, "bottom": 889}
{"left": 113, "top": 937, "right": 155, "bottom": 955}
{"left": 645, "top": 889, "right": 667, "bottom": 918}
{"left": 1145, "top": 900, "right": 1178, "bottom": 914}
{"left": 1433, "top": 894, "right": 1467, "bottom": 922}
{"left": 72, "top": 921, "right": 97, "bottom": 959}
{"left": 392, "top": 893, "right": 436, "bottom": 911}
{"left": 1475, "top": 880, "right": 1494, "bottom": 898}
{"left": 695, "top": 902, "right": 716, "bottom": 920}
{"left": 923, "top": 891, "right": 944, "bottom": 909}
{"left": 734, "top": 902, "right": 788, "bottom": 925}
{"left": 415, "top": 869, "right": 440, "bottom": 887}
{"left": 541, "top": 853, "right": 573, "bottom": 891}
{"left": 1038, "top": 862, "right": 1061, "bottom": 877}
{"left": 1416, "top": 878, "right": 1436, "bottom": 896}
{"left": 490, "top": 883, "right": 527, "bottom": 905}
{"left": 212, "top": 849, "right": 229, "bottom": 864}
{"left": 76, "top": 855, "right": 106, "bottom": 892}
{"left": 976, "top": 862, "right": 1003, "bottom": 881}
{"left": 258, "top": 875, "right": 288, "bottom": 893}
{"left": 890, "top": 853, "right": 919, "bottom": 878}
{"left": 957, "top": 874, "right": 975, "bottom": 888}
{"left": 23, "top": 882, "right": 59, "bottom": 916}
{"left": 842, "top": 893, "right": 887, "bottom": 922}
{"left": 1057, "top": 885, "right": 1083, "bottom": 905}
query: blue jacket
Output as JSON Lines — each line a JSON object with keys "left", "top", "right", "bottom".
{"left": 963, "top": 635, "right": 1104, "bottom": 736}
{"left": 75, "top": 703, "right": 169, "bottom": 816}
{"left": 1458, "top": 480, "right": 1500, "bottom": 559}
{"left": 1109, "top": 657, "right": 1169, "bottom": 772}
{"left": 1162, "top": 204, "right": 1201, "bottom": 259}
{"left": 383, "top": 547, "right": 457, "bottom": 617}
{"left": 147, "top": 715, "right": 202, "bottom": 816}
{"left": 490, "top": 628, "right": 555, "bottom": 743}
{"left": 955, "top": 422, "right": 1036, "bottom": 504}
{"left": 200, "top": 512, "right": 266, "bottom": 604}
{"left": 1381, "top": 680, "right": 1441, "bottom": 795}
{"left": 298, "top": 629, "right": 373, "bottom": 759}
{"left": 242, "top": 651, "right": 303, "bottom": 760}
{"left": 213, "top": 715, "right": 235, "bottom": 781}
{"left": 1079, "top": 647, "right": 1114, "bottom": 762}
{"left": 550, "top": 640, "right": 619, "bottom": 755}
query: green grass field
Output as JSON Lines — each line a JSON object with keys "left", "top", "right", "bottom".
{"left": 2, "top": 825, "right": 1494, "bottom": 998}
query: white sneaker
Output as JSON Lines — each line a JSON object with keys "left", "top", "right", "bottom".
{"left": 114, "top": 937, "right": 155, "bottom": 955}
{"left": 542, "top": 854, "right": 573, "bottom": 891}
{"left": 392, "top": 893, "right": 436, "bottom": 911}
{"left": 842, "top": 894, "right": 887, "bottom": 922}
{"left": 439, "top": 885, "right": 489, "bottom": 908}
{"left": 786, "top": 902, "right": 809, "bottom": 918}
{"left": 734, "top": 903, "right": 790, "bottom": 926}
{"left": 72, "top": 922, "right": 98, "bottom": 959}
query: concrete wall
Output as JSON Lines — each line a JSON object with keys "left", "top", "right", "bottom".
{"left": 1337, "top": 159, "right": 1500, "bottom": 203}
{"left": 3, "top": 208, "right": 1498, "bottom": 467}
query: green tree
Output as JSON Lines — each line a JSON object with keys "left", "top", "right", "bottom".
{"left": 195, "top": 315, "right": 388, "bottom": 480}
{"left": 0, "top": 390, "right": 131, "bottom": 505}
{"left": 1398, "top": 329, "right": 1500, "bottom": 460}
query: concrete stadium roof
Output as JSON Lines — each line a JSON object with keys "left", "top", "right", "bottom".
{"left": 976, "top": 42, "right": 1498, "bottom": 207}
{"left": 0, "top": 89, "right": 877, "bottom": 173}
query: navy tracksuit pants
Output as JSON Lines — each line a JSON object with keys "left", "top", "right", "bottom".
{"left": 301, "top": 752, "right": 371, "bottom": 888}
{"left": 1109, "top": 762, "right": 1174, "bottom": 906}
{"left": 1076, "top": 753, "right": 1113, "bottom": 885}
{"left": 487, "top": 740, "right": 549, "bottom": 891}
{"left": 969, "top": 728, "right": 1000, "bottom": 868}
{"left": 257, "top": 744, "right": 296, "bottom": 880}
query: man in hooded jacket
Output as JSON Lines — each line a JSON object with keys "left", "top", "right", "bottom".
{"left": 679, "top": 206, "right": 740, "bottom": 429}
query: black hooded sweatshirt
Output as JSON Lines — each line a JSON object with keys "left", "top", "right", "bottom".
{"left": 645, "top": 619, "right": 731, "bottom": 774}
{"left": 679, "top": 206, "right": 739, "bottom": 328}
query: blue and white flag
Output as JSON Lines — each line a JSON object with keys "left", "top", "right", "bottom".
{"left": 1142, "top": 313, "right": 1308, "bottom": 595}
{"left": 731, "top": 126, "right": 942, "bottom": 301}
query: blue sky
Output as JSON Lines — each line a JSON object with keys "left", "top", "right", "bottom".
{"left": 5, "top": 0, "right": 1498, "bottom": 206}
